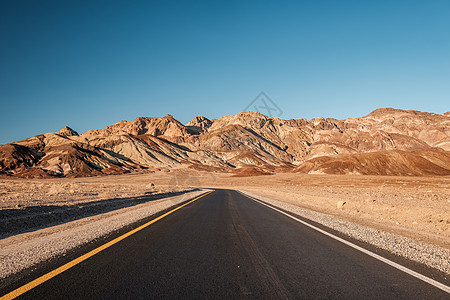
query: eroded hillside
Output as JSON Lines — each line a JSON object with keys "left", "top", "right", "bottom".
{"left": 1, "top": 108, "right": 449, "bottom": 177}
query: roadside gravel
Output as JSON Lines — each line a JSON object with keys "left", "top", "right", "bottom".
{"left": 240, "top": 190, "right": 450, "bottom": 276}
{"left": 0, "top": 190, "right": 206, "bottom": 279}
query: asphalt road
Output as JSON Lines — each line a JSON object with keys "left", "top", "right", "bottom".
{"left": 5, "top": 190, "right": 450, "bottom": 299}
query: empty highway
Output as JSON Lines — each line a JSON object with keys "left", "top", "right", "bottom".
{"left": 1, "top": 190, "right": 449, "bottom": 299}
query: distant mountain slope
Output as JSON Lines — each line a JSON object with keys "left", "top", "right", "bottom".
{"left": 1, "top": 108, "right": 449, "bottom": 177}
{"left": 294, "top": 150, "right": 450, "bottom": 176}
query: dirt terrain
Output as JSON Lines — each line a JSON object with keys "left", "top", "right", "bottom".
{"left": 1, "top": 170, "right": 448, "bottom": 249}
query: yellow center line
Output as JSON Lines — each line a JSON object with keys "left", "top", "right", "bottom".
{"left": 1, "top": 190, "right": 213, "bottom": 300}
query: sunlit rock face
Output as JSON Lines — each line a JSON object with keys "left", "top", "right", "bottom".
{"left": 1, "top": 108, "right": 449, "bottom": 177}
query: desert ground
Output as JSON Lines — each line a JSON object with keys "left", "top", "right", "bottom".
{"left": 1, "top": 170, "right": 448, "bottom": 248}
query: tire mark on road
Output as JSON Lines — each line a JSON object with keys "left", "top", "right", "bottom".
{"left": 227, "top": 191, "right": 292, "bottom": 299}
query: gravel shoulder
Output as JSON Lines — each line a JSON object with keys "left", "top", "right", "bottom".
{"left": 239, "top": 189, "right": 450, "bottom": 276}
{"left": 0, "top": 189, "right": 206, "bottom": 280}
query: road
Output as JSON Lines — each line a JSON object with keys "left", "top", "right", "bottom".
{"left": 2, "top": 189, "right": 449, "bottom": 299}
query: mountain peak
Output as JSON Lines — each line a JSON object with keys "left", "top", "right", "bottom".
{"left": 186, "top": 115, "right": 213, "bottom": 134}
{"left": 366, "top": 108, "right": 405, "bottom": 117}
{"left": 187, "top": 115, "right": 212, "bottom": 126}
{"left": 58, "top": 126, "right": 79, "bottom": 137}
{"left": 238, "top": 111, "right": 267, "bottom": 118}
{"left": 163, "top": 114, "right": 176, "bottom": 121}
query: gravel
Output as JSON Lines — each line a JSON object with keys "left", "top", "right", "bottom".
{"left": 240, "top": 190, "right": 450, "bottom": 276}
{"left": 0, "top": 190, "right": 198, "bottom": 239}
{"left": 0, "top": 190, "right": 206, "bottom": 279}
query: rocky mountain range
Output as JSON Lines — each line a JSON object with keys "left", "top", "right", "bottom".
{"left": 1, "top": 108, "right": 449, "bottom": 177}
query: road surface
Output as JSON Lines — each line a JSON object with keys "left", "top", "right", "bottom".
{"left": 2, "top": 189, "right": 449, "bottom": 299}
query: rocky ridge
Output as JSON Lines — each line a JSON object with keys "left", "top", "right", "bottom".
{"left": 1, "top": 108, "right": 449, "bottom": 177}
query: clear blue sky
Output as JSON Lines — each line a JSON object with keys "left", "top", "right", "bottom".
{"left": 1, "top": 0, "right": 449, "bottom": 144}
